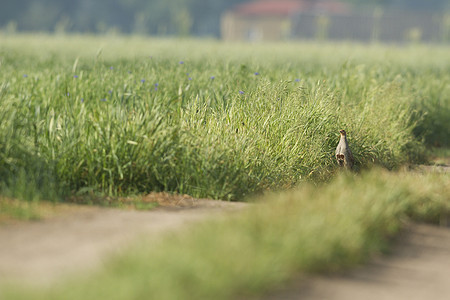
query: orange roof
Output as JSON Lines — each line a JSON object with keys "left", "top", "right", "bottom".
{"left": 234, "top": 0, "right": 308, "bottom": 17}
{"left": 233, "top": 0, "right": 350, "bottom": 17}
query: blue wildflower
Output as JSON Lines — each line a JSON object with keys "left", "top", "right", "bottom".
{"left": 295, "top": 78, "right": 301, "bottom": 82}
{"left": 254, "top": 72, "right": 260, "bottom": 75}
{"left": 239, "top": 91, "right": 245, "bottom": 95}
{"left": 210, "top": 76, "right": 215, "bottom": 80}
{"left": 81, "top": 98, "right": 84, "bottom": 103}
{"left": 188, "top": 77, "right": 192, "bottom": 81}
{"left": 179, "top": 61, "right": 184, "bottom": 64}
{"left": 101, "top": 98, "right": 107, "bottom": 102}
{"left": 110, "top": 67, "right": 114, "bottom": 70}
{"left": 23, "top": 74, "right": 28, "bottom": 78}
{"left": 141, "top": 79, "right": 145, "bottom": 83}
{"left": 108, "top": 90, "right": 112, "bottom": 94}
{"left": 73, "top": 75, "right": 79, "bottom": 78}
{"left": 154, "top": 83, "right": 159, "bottom": 87}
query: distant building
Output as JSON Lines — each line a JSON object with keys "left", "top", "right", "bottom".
{"left": 221, "top": 0, "right": 450, "bottom": 43}
{"left": 221, "top": 0, "right": 350, "bottom": 41}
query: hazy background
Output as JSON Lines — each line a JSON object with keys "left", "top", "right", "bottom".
{"left": 1, "top": 0, "right": 449, "bottom": 38}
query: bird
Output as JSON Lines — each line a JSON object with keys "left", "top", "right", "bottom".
{"left": 335, "top": 129, "right": 354, "bottom": 169}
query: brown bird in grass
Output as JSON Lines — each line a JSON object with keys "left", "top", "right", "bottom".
{"left": 335, "top": 129, "right": 354, "bottom": 169}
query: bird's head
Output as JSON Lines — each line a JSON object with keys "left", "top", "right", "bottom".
{"left": 339, "top": 129, "right": 347, "bottom": 136}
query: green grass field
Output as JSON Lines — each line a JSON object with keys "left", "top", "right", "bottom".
{"left": 0, "top": 34, "right": 449, "bottom": 299}
{"left": 1, "top": 34, "right": 448, "bottom": 202}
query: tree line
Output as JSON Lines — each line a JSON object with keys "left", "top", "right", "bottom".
{"left": 1, "top": 0, "right": 448, "bottom": 37}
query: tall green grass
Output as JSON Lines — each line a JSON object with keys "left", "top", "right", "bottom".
{"left": 0, "top": 35, "right": 448, "bottom": 200}
{"left": 3, "top": 169, "right": 449, "bottom": 299}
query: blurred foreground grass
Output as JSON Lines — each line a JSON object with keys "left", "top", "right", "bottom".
{"left": 3, "top": 169, "right": 448, "bottom": 300}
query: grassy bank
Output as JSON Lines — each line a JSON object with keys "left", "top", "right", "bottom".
{"left": 0, "top": 197, "right": 42, "bottom": 222}
{"left": 3, "top": 169, "right": 448, "bottom": 299}
{"left": 1, "top": 35, "right": 448, "bottom": 202}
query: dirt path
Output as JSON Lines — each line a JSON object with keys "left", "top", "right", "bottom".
{"left": 2, "top": 204, "right": 449, "bottom": 300}
{"left": 0, "top": 196, "right": 247, "bottom": 286}
{"left": 264, "top": 223, "right": 450, "bottom": 300}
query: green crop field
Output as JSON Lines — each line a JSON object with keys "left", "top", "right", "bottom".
{"left": 1, "top": 34, "right": 448, "bottom": 203}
